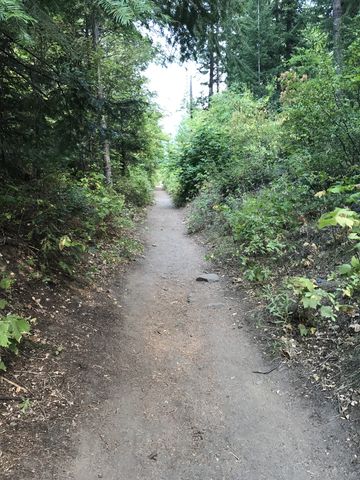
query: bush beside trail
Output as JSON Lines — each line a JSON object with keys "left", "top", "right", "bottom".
{"left": 162, "top": 30, "right": 360, "bottom": 418}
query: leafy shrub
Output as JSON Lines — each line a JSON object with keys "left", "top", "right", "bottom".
{"left": 187, "top": 186, "right": 223, "bottom": 234}
{"left": 0, "top": 172, "right": 129, "bottom": 275}
{"left": 168, "top": 29, "right": 360, "bottom": 289}
{"left": 116, "top": 166, "right": 154, "bottom": 207}
{"left": 0, "top": 314, "right": 30, "bottom": 371}
{"left": 221, "top": 181, "right": 301, "bottom": 258}
{"left": 263, "top": 286, "right": 296, "bottom": 323}
{"left": 0, "top": 274, "right": 30, "bottom": 371}
{"left": 280, "top": 29, "right": 360, "bottom": 177}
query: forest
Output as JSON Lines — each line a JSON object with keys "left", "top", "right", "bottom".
{"left": 0, "top": 0, "right": 360, "bottom": 471}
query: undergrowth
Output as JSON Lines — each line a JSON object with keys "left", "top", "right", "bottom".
{"left": 0, "top": 169, "right": 153, "bottom": 371}
{"left": 162, "top": 29, "right": 360, "bottom": 407}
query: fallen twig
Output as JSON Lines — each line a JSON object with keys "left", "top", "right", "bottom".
{"left": 228, "top": 450, "right": 240, "bottom": 461}
{"left": 252, "top": 363, "right": 281, "bottom": 375}
{"left": 1, "top": 376, "right": 29, "bottom": 392}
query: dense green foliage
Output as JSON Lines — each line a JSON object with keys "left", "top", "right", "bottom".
{"left": 159, "top": 1, "right": 360, "bottom": 100}
{"left": 0, "top": 0, "right": 167, "bottom": 368}
{"left": 0, "top": 2, "right": 166, "bottom": 267}
{"left": 163, "top": 11, "right": 360, "bottom": 389}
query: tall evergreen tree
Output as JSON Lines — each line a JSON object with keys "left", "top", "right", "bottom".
{"left": 222, "top": 0, "right": 280, "bottom": 95}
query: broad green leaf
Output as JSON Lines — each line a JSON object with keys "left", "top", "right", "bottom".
{"left": 338, "top": 263, "right": 352, "bottom": 275}
{"left": 0, "top": 277, "right": 12, "bottom": 290}
{"left": 291, "top": 276, "right": 316, "bottom": 292}
{"left": 302, "top": 292, "right": 322, "bottom": 309}
{"left": 318, "top": 208, "right": 359, "bottom": 229}
{"left": 8, "top": 315, "right": 30, "bottom": 342}
{"left": 59, "top": 235, "right": 72, "bottom": 251}
{"left": 328, "top": 185, "right": 346, "bottom": 193}
{"left": 328, "top": 184, "right": 358, "bottom": 194}
{"left": 299, "top": 324, "right": 308, "bottom": 336}
{"left": 0, "top": 299, "right": 7, "bottom": 309}
{"left": 320, "top": 305, "right": 336, "bottom": 320}
{"left": 348, "top": 233, "right": 360, "bottom": 240}
{"left": 0, "top": 321, "right": 10, "bottom": 347}
{"left": 0, "top": 360, "right": 6, "bottom": 371}
{"left": 350, "top": 256, "right": 360, "bottom": 269}
{"left": 333, "top": 209, "right": 358, "bottom": 228}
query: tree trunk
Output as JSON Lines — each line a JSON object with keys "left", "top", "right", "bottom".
{"left": 333, "top": 0, "right": 342, "bottom": 69}
{"left": 102, "top": 118, "right": 112, "bottom": 185}
{"left": 92, "top": 13, "right": 112, "bottom": 185}
{"left": 215, "top": 22, "right": 220, "bottom": 93}
{"left": 284, "top": 0, "right": 295, "bottom": 59}
{"left": 257, "top": 0, "right": 261, "bottom": 87}
{"left": 209, "top": 48, "right": 214, "bottom": 102}
{"left": 189, "top": 74, "right": 193, "bottom": 119}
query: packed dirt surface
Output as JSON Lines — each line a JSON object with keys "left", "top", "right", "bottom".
{"left": 50, "top": 190, "right": 358, "bottom": 479}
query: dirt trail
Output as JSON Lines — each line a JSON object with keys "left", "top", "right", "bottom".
{"left": 59, "top": 190, "right": 358, "bottom": 480}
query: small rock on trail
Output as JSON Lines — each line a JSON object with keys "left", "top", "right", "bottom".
{"left": 207, "top": 302, "right": 226, "bottom": 309}
{"left": 196, "top": 273, "right": 220, "bottom": 283}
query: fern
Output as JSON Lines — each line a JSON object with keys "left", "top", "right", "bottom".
{"left": 0, "top": 0, "right": 33, "bottom": 24}
{"left": 95, "top": 0, "right": 154, "bottom": 25}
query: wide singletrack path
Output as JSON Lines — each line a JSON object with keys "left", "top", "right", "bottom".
{"left": 61, "top": 190, "right": 357, "bottom": 480}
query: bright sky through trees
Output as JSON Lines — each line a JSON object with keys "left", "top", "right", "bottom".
{"left": 146, "top": 61, "right": 207, "bottom": 136}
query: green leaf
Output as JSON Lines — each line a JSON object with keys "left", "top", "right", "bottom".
{"left": 318, "top": 211, "right": 337, "bottom": 228}
{"left": 348, "top": 232, "right": 360, "bottom": 240}
{"left": 59, "top": 235, "right": 72, "bottom": 251}
{"left": 0, "top": 299, "right": 8, "bottom": 309}
{"left": 320, "top": 306, "right": 336, "bottom": 320}
{"left": 350, "top": 256, "right": 360, "bottom": 269}
{"left": 302, "top": 293, "right": 322, "bottom": 309}
{"left": 327, "top": 186, "right": 342, "bottom": 194}
{"left": 299, "top": 324, "right": 308, "bottom": 337}
{"left": 342, "top": 286, "right": 353, "bottom": 298}
{"left": 0, "top": 277, "right": 12, "bottom": 290}
{"left": 0, "top": 360, "right": 6, "bottom": 371}
{"left": 20, "top": 398, "right": 31, "bottom": 414}
{"left": 318, "top": 208, "right": 359, "bottom": 229}
{"left": 8, "top": 315, "right": 30, "bottom": 342}
{"left": 338, "top": 263, "right": 352, "bottom": 275}
{"left": 347, "top": 192, "right": 360, "bottom": 204}
{"left": 0, "top": 0, "right": 34, "bottom": 24}
{"left": 291, "top": 276, "right": 316, "bottom": 292}
{"left": 94, "top": 0, "right": 153, "bottom": 25}
{"left": 328, "top": 185, "right": 355, "bottom": 194}
{"left": 0, "top": 321, "right": 10, "bottom": 347}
